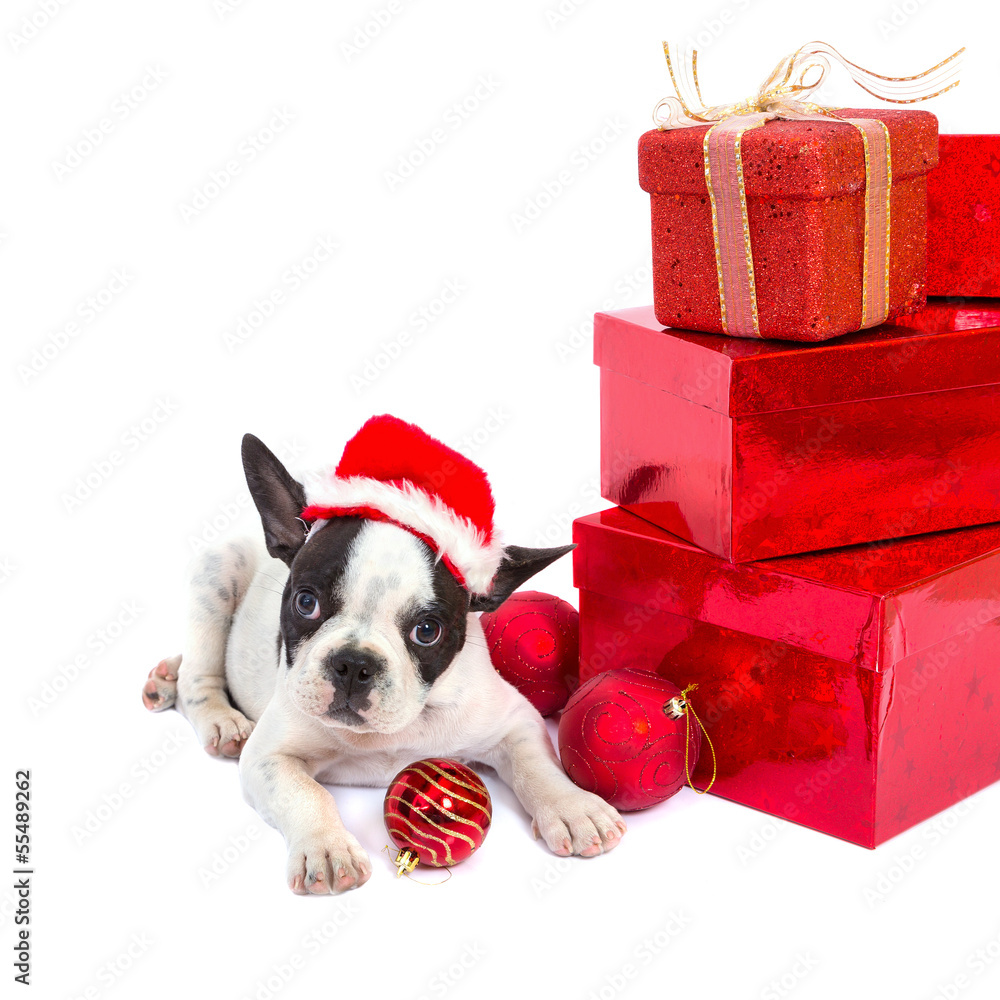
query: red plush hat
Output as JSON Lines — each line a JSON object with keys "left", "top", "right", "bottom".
{"left": 300, "top": 415, "right": 504, "bottom": 595}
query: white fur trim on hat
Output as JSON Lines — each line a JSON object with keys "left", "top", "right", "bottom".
{"left": 304, "top": 476, "right": 505, "bottom": 596}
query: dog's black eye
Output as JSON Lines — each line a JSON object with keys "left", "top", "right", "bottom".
{"left": 409, "top": 619, "right": 443, "bottom": 647}
{"left": 294, "top": 590, "right": 321, "bottom": 620}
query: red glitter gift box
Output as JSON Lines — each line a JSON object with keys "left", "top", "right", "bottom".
{"left": 573, "top": 506, "right": 1000, "bottom": 848}
{"left": 639, "top": 109, "right": 939, "bottom": 341}
{"left": 597, "top": 301, "right": 1000, "bottom": 563}
{"left": 927, "top": 134, "right": 1000, "bottom": 296}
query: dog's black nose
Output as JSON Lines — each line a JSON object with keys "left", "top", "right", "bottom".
{"left": 323, "top": 648, "right": 382, "bottom": 697}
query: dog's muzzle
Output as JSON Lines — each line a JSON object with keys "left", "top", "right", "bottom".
{"left": 322, "top": 647, "right": 385, "bottom": 717}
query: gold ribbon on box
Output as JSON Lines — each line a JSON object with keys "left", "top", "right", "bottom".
{"left": 652, "top": 41, "right": 964, "bottom": 339}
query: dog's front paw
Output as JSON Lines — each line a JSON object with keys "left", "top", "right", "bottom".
{"left": 286, "top": 830, "right": 372, "bottom": 895}
{"left": 196, "top": 709, "right": 255, "bottom": 759}
{"left": 531, "top": 789, "right": 627, "bottom": 859}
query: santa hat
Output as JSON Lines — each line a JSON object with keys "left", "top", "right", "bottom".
{"left": 300, "top": 415, "right": 504, "bottom": 596}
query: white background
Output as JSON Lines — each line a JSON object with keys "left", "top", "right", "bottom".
{"left": 5, "top": 1, "right": 1000, "bottom": 998}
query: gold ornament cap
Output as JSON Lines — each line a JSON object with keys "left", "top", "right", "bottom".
{"left": 393, "top": 849, "right": 419, "bottom": 878}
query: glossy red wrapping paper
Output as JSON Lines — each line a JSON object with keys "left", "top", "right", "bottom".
{"left": 573, "top": 507, "right": 1000, "bottom": 848}
{"left": 639, "top": 109, "right": 938, "bottom": 341}
{"left": 927, "top": 134, "right": 1000, "bottom": 296}
{"left": 597, "top": 302, "right": 1000, "bottom": 563}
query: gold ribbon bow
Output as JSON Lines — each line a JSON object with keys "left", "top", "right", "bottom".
{"left": 651, "top": 41, "right": 964, "bottom": 339}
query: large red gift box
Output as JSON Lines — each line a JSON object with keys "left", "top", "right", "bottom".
{"left": 639, "top": 109, "right": 938, "bottom": 341}
{"left": 573, "top": 507, "right": 1000, "bottom": 848}
{"left": 927, "top": 134, "right": 1000, "bottom": 296}
{"left": 597, "top": 301, "right": 1000, "bottom": 563}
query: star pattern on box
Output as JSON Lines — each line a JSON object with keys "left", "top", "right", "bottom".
{"left": 811, "top": 721, "right": 844, "bottom": 756}
{"left": 966, "top": 667, "right": 985, "bottom": 699}
{"left": 892, "top": 799, "right": 911, "bottom": 828}
{"left": 945, "top": 474, "right": 966, "bottom": 498}
{"left": 889, "top": 713, "right": 912, "bottom": 752}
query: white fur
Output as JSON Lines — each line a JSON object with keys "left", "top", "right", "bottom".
{"left": 304, "top": 474, "right": 505, "bottom": 594}
{"left": 163, "top": 522, "right": 626, "bottom": 895}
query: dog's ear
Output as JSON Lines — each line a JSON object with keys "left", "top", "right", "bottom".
{"left": 469, "top": 544, "right": 575, "bottom": 613}
{"left": 242, "top": 434, "right": 308, "bottom": 565}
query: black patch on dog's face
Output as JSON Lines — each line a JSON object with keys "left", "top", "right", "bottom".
{"left": 399, "top": 556, "right": 470, "bottom": 687}
{"left": 325, "top": 704, "right": 367, "bottom": 727}
{"left": 280, "top": 517, "right": 366, "bottom": 665}
{"left": 280, "top": 517, "right": 470, "bottom": 699}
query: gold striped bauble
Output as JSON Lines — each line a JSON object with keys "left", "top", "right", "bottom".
{"left": 383, "top": 758, "right": 492, "bottom": 870}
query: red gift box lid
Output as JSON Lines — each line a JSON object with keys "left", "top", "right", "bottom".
{"left": 594, "top": 301, "right": 1000, "bottom": 416}
{"left": 638, "top": 108, "right": 938, "bottom": 198}
{"left": 574, "top": 507, "right": 1000, "bottom": 672}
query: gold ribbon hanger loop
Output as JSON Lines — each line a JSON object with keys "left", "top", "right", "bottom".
{"left": 667, "top": 683, "right": 717, "bottom": 795}
{"left": 789, "top": 40, "right": 964, "bottom": 104}
{"left": 381, "top": 845, "right": 453, "bottom": 885}
{"left": 654, "top": 41, "right": 965, "bottom": 128}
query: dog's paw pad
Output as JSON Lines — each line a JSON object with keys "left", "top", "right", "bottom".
{"left": 533, "top": 791, "right": 627, "bottom": 859}
{"left": 287, "top": 834, "right": 371, "bottom": 896}
{"left": 141, "top": 656, "right": 181, "bottom": 712}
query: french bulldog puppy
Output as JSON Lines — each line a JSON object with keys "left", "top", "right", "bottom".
{"left": 143, "top": 419, "right": 625, "bottom": 894}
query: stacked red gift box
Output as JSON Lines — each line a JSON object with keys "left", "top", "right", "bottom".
{"left": 572, "top": 44, "right": 1000, "bottom": 848}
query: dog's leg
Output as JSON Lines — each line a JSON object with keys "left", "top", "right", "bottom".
{"left": 481, "top": 708, "right": 627, "bottom": 858}
{"left": 172, "top": 540, "right": 259, "bottom": 758}
{"left": 240, "top": 720, "right": 372, "bottom": 894}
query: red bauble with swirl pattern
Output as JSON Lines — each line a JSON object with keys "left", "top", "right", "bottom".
{"left": 383, "top": 758, "right": 492, "bottom": 868}
{"left": 479, "top": 591, "right": 580, "bottom": 716}
{"left": 557, "top": 668, "right": 701, "bottom": 811}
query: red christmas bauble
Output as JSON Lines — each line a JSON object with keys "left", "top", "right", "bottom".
{"left": 557, "top": 668, "right": 702, "bottom": 811}
{"left": 479, "top": 590, "right": 579, "bottom": 716}
{"left": 384, "top": 758, "right": 492, "bottom": 868}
